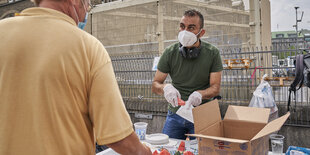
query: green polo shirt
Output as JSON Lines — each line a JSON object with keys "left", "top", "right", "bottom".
{"left": 157, "top": 41, "right": 223, "bottom": 113}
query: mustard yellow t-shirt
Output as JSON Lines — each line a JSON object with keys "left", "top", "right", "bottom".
{"left": 0, "top": 7, "right": 133, "bottom": 155}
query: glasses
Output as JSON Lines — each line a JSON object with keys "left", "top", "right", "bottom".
{"left": 87, "top": 1, "right": 94, "bottom": 12}
{"left": 81, "top": 0, "right": 94, "bottom": 12}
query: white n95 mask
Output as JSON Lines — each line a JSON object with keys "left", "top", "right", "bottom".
{"left": 178, "top": 29, "right": 201, "bottom": 47}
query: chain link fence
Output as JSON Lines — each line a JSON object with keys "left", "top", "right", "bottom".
{"left": 111, "top": 47, "right": 310, "bottom": 128}
{"left": 90, "top": 0, "right": 251, "bottom": 52}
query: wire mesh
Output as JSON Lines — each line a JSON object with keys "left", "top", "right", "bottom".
{"left": 90, "top": 0, "right": 251, "bottom": 50}
{"left": 89, "top": 0, "right": 310, "bottom": 126}
{"left": 110, "top": 47, "right": 310, "bottom": 127}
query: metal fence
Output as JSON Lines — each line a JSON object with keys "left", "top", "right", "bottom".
{"left": 111, "top": 47, "right": 310, "bottom": 127}
{"left": 90, "top": 0, "right": 251, "bottom": 50}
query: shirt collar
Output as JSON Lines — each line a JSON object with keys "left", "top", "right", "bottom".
{"left": 20, "top": 7, "right": 76, "bottom": 26}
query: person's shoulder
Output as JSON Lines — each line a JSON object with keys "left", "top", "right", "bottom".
{"left": 201, "top": 41, "right": 220, "bottom": 53}
{"left": 76, "top": 30, "right": 110, "bottom": 60}
{"left": 83, "top": 31, "right": 101, "bottom": 43}
{"left": 201, "top": 41, "right": 219, "bottom": 51}
{"left": 76, "top": 29, "right": 104, "bottom": 48}
{"left": 0, "top": 15, "right": 22, "bottom": 26}
{"left": 163, "top": 42, "right": 179, "bottom": 55}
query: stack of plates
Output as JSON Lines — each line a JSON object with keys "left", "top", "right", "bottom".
{"left": 145, "top": 133, "right": 169, "bottom": 145}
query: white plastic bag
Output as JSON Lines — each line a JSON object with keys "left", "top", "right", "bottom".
{"left": 249, "top": 74, "right": 278, "bottom": 122}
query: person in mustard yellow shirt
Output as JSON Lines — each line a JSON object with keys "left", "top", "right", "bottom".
{"left": 0, "top": 0, "right": 151, "bottom": 155}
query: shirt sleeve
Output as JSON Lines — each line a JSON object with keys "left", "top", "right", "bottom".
{"left": 88, "top": 42, "right": 133, "bottom": 145}
{"left": 210, "top": 48, "right": 223, "bottom": 73}
{"left": 157, "top": 48, "right": 171, "bottom": 73}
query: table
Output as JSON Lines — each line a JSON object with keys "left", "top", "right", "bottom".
{"left": 96, "top": 138, "right": 284, "bottom": 155}
{"left": 96, "top": 138, "right": 199, "bottom": 155}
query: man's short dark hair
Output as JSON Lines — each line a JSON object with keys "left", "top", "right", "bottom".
{"left": 183, "top": 9, "right": 204, "bottom": 29}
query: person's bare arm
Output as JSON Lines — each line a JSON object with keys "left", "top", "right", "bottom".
{"left": 152, "top": 70, "right": 168, "bottom": 95}
{"left": 197, "top": 71, "right": 222, "bottom": 100}
{"left": 106, "top": 132, "right": 151, "bottom": 155}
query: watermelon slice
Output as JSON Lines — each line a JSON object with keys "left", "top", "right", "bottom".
{"left": 178, "top": 98, "right": 185, "bottom": 106}
{"left": 177, "top": 141, "right": 185, "bottom": 152}
{"left": 183, "top": 151, "right": 194, "bottom": 155}
{"left": 159, "top": 149, "right": 170, "bottom": 155}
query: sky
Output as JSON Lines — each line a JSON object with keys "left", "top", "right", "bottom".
{"left": 243, "top": 0, "right": 310, "bottom": 32}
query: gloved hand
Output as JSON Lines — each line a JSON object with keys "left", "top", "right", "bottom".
{"left": 186, "top": 91, "right": 202, "bottom": 107}
{"left": 184, "top": 99, "right": 193, "bottom": 110}
{"left": 163, "top": 84, "right": 181, "bottom": 107}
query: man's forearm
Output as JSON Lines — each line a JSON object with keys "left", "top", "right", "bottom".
{"left": 197, "top": 85, "right": 220, "bottom": 100}
{"left": 152, "top": 81, "right": 165, "bottom": 95}
{"left": 106, "top": 132, "right": 151, "bottom": 155}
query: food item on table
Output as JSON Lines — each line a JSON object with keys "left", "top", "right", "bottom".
{"left": 152, "top": 150, "right": 159, "bottom": 155}
{"left": 178, "top": 98, "right": 185, "bottom": 106}
{"left": 177, "top": 141, "right": 185, "bottom": 152}
{"left": 153, "top": 141, "right": 195, "bottom": 155}
{"left": 183, "top": 151, "right": 194, "bottom": 155}
{"left": 174, "top": 150, "right": 194, "bottom": 155}
{"left": 159, "top": 148, "right": 170, "bottom": 155}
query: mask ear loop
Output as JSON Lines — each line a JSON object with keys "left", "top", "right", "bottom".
{"left": 196, "top": 29, "right": 202, "bottom": 36}
{"left": 192, "top": 29, "right": 202, "bottom": 45}
{"left": 72, "top": 0, "right": 88, "bottom": 23}
{"left": 80, "top": 0, "right": 88, "bottom": 12}
{"left": 72, "top": 6, "right": 80, "bottom": 23}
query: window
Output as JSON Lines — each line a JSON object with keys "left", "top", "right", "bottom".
{"left": 288, "top": 33, "right": 297, "bottom": 38}
{"left": 304, "top": 34, "right": 310, "bottom": 42}
{"left": 276, "top": 34, "right": 284, "bottom": 38}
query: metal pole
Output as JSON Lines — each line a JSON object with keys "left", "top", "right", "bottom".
{"left": 295, "top": 7, "right": 299, "bottom": 53}
{"left": 157, "top": 0, "right": 164, "bottom": 55}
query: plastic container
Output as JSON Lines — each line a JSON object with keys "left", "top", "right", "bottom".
{"left": 134, "top": 122, "right": 148, "bottom": 140}
{"left": 270, "top": 134, "right": 285, "bottom": 155}
{"left": 286, "top": 146, "right": 310, "bottom": 155}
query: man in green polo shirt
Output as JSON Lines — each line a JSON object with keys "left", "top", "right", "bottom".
{"left": 152, "top": 9, "right": 223, "bottom": 140}
{"left": 0, "top": 0, "right": 151, "bottom": 154}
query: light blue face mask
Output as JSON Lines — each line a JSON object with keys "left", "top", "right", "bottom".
{"left": 78, "top": 12, "right": 88, "bottom": 30}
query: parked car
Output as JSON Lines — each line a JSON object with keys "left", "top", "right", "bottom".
{"left": 272, "top": 56, "right": 295, "bottom": 77}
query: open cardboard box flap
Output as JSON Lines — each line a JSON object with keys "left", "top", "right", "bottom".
{"left": 186, "top": 134, "right": 249, "bottom": 144}
{"left": 188, "top": 99, "right": 290, "bottom": 154}
{"left": 224, "top": 105, "right": 270, "bottom": 124}
{"left": 191, "top": 99, "right": 290, "bottom": 142}
{"left": 251, "top": 112, "right": 290, "bottom": 141}
{"left": 193, "top": 99, "right": 221, "bottom": 133}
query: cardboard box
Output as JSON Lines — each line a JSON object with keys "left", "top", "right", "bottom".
{"left": 187, "top": 99, "right": 290, "bottom": 155}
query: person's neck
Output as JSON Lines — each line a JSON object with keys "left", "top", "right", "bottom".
{"left": 39, "top": 1, "right": 78, "bottom": 24}
{"left": 39, "top": 1, "right": 70, "bottom": 17}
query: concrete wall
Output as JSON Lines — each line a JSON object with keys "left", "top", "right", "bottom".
{"left": 278, "top": 125, "right": 310, "bottom": 151}
{"left": 249, "top": 0, "right": 272, "bottom": 48}
{"left": 261, "top": 0, "right": 272, "bottom": 47}
{"left": 0, "top": 0, "right": 7, "bottom": 5}
{"left": 0, "top": 0, "right": 34, "bottom": 19}
{"left": 90, "top": 0, "right": 251, "bottom": 54}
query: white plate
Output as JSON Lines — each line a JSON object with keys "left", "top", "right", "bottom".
{"left": 146, "top": 133, "right": 169, "bottom": 145}
{"left": 151, "top": 139, "right": 178, "bottom": 148}
{"left": 96, "top": 142, "right": 156, "bottom": 155}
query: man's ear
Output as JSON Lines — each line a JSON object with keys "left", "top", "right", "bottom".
{"left": 198, "top": 29, "right": 205, "bottom": 38}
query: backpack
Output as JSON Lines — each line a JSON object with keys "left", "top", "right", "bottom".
{"left": 288, "top": 53, "right": 310, "bottom": 111}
